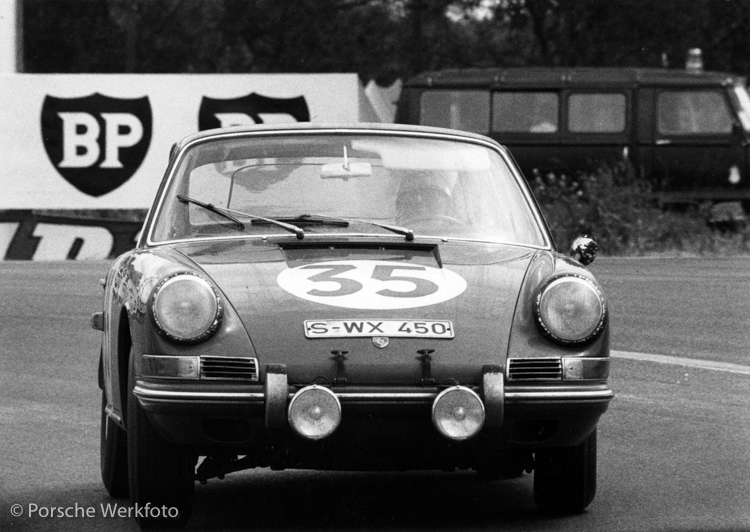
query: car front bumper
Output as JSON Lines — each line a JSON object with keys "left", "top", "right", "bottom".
{"left": 132, "top": 378, "right": 613, "bottom": 457}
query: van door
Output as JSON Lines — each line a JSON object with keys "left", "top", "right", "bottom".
{"left": 418, "top": 90, "right": 490, "bottom": 134}
{"left": 650, "top": 88, "right": 744, "bottom": 203}
{"left": 561, "top": 90, "right": 632, "bottom": 172}
{"left": 490, "top": 90, "right": 565, "bottom": 177}
{"left": 490, "top": 89, "right": 632, "bottom": 178}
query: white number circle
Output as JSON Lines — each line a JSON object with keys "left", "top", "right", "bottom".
{"left": 277, "top": 260, "right": 467, "bottom": 309}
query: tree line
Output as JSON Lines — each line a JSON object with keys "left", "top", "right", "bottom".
{"left": 22, "top": 0, "right": 750, "bottom": 83}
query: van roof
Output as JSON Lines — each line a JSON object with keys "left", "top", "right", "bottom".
{"left": 404, "top": 67, "right": 746, "bottom": 89}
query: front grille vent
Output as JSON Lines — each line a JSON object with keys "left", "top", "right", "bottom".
{"left": 201, "top": 356, "right": 259, "bottom": 381}
{"left": 507, "top": 358, "right": 562, "bottom": 381}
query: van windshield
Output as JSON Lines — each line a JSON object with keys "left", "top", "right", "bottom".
{"left": 733, "top": 85, "right": 750, "bottom": 133}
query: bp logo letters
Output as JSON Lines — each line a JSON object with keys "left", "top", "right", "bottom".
{"left": 198, "top": 92, "right": 310, "bottom": 130}
{"left": 41, "top": 94, "right": 153, "bottom": 197}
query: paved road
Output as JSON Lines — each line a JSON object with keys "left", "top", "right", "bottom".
{"left": 590, "top": 257, "right": 750, "bottom": 364}
{"left": 1, "top": 258, "right": 748, "bottom": 531}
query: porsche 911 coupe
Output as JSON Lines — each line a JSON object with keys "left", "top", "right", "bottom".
{"left": 92, "top": 123, "right": 612, "bottom": 528}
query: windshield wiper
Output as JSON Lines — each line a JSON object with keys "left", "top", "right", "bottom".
{"left": 177, "top": 195, "right": 245, "bottom": 230}
{"left": 298, "top": 213, "right": 414, "bottom": 241}
{"left": 176, "top": 195, "right": 305, "bottom": 239}
{"left": 251, "top": 215, "right": 349, "bottom": 227}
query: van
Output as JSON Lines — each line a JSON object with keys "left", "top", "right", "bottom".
{"left": 396, "top": 66, "right": 750, "bottom": 214}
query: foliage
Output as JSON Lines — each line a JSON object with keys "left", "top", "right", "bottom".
{"left": 20, "top": 0, "right": 750, "bottom": 257}
{"left": 529, "top": 163, "right": 750, "bottom": 257}
{"left": 21, "top": 0, "right": 750, "bottom": 81}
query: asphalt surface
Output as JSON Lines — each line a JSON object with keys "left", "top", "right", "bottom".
{"left": 590, "top": 257, "right": 750, "bottom": 364}
{"left": 1, "top": 258, "right": 749, "bottom": 531}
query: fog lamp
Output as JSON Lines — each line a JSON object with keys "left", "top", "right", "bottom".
{"left": 287, "top": 385, "right": 341, "bottom": 440}
{"left": 431, "top": 386, "right": 485, "bottom": 440}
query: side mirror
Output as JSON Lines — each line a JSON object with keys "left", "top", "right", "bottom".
{"left": 570, "top": 236, "right": 598, "bottom": 266}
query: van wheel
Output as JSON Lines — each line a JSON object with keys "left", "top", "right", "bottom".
{"left": 533, "top": 429, "right": 597, "bottom": 514}
{"left": 127, "top": 352, "right": 196, "bottom": 529}
{"left": 100, "top": 391, "right": 129, "bottom": 498}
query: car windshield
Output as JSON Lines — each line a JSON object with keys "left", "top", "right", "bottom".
{"left": 149, "top": 132, "right": 547, "bottom": 246}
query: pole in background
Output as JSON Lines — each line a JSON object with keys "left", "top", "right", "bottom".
{"left": 0, "top": 0, "right": 22, "bottom": 73}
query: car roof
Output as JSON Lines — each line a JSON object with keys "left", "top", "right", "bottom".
{"left": 173, "top": 122, "right": 502, "bottom": 153}
{"left": 404, "top": 67, "right": 746, "bottom": 89}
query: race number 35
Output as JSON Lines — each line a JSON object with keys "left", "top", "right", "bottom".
{"left": 277, "top": 260, "right": 467, "bottom": 310}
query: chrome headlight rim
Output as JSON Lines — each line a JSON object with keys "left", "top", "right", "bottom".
{"left": 532, "top": 273, "right": 607, "bottom": 346}
{"left": 150, "top": 271, "right": 223, "bottom": 344}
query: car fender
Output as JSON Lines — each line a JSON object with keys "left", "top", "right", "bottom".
{"left": 102, "top": 247, "right": 256, "bottom": 424}
{"left": 507, "top": 250, "right": 609, "bottom": 360}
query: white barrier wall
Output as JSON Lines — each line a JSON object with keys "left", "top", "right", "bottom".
{"left": 0, "top": 0, "right": 21, "bottom": 74}
{"left": 0, "top": 72, "right": 385, "bottom": 259}
{"left": 0, "top": 73, "right": 378, "bottom": 210}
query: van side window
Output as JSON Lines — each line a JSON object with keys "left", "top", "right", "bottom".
{"left": 657, "top": 91, "right": 732, "bottom": 135}
{"left": 419, "top": 90, "right": 490, "bottom": 133}
{"left": 568, "top": 93, "right": 626, "bottom": 133}
{"left": 492, "top": 92, "right": 558, "bottom": 133}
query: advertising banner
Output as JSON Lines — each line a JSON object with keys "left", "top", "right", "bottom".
{"left": 0, "top": 73, "right": 377, "bottom": 210}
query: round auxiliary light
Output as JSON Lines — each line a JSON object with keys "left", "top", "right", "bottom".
{"left": 533, "top": 274, "right": 606, "bottom": 345}
{"left": 288, "top": 385, "right": 341, "bottom": 440}
{"left": 151, "top": 272, "right": 222, "bottom": 343}
{"left": 431, "top": 386, "right": 485, "bottom": 441}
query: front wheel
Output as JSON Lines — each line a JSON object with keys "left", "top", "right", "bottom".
{"left": 533, "top": 429, "right": 597, "bottom": 514}
{"left": 127, "top": 352, "right": 196, "bottom": 529}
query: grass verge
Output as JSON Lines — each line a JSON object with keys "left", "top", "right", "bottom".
{"left": 529, "top": 162, "right": 750, "bottom": 257}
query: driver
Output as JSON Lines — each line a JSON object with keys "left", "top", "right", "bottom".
{"left": 395, "top": 171, "right": 458, "bottom": 225}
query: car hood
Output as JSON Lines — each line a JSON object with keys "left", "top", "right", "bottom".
{"left": 175, "top": 238, "right": 541, "bottom": 386}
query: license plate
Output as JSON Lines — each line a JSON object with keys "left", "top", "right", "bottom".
{"left": 304, "top": 319, "right": 454, "bottom": 339}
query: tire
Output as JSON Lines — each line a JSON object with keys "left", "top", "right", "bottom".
{"left": 127, "top": 352, "right": 196, "bottom": 529}
{"left": 100, "top": 391, "right": 129, "bottom": 498}
{"left": 533, "top": 429, "right": 597, "bottom": 514}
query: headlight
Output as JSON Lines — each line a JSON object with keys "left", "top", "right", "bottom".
{"left": 533, "top": 274, "right": 606, "bottom": 345}
{"left": 151, "top": 272, "right": 222, "bottom": 343}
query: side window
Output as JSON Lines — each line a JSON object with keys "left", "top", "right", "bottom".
{"left": 657, "top": 90, "right": 732, "bottom": 135}
{"left": 419, "top": 91, "right": 490, "bottom": 133}
{"left": 492, "top": 92, "right": 559, "bottom": 133}
{"left": 568, "top": 93, "right": 626, "bottom": 133}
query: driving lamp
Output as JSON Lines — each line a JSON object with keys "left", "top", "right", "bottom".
{"left": 288, "top": 385, "right": 341, "bottom": 440}
{"left": 533, "top": 275, "right": 606, "bottom": 345}
{"left": 151, "top": 273, "right": 222, "bottom": 343}
{"left": 431, "top": 386, "right": 485, "bottom": 440}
